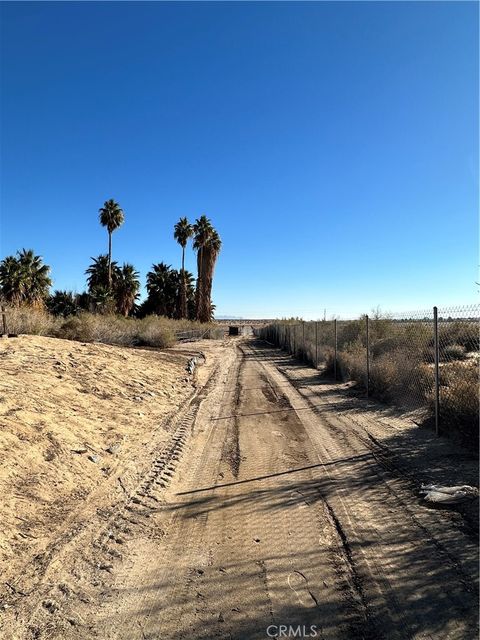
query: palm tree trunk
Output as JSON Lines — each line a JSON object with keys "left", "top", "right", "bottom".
{"left": 196, "top": 248, "right": 203, "bottom": 321}
{"left": 108, "top": 231, "right": 112, "bottom": 289}
{"left": 201, "top": 246, "right": 219, "bottom": 323}
{"left": 199, "top": 246, "right": 211, "bottom": 323}
{"left": 180, "top": 246, "right": 187, "bottom": 319}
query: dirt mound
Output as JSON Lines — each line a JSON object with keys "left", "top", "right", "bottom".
{"left": 0, "top": 335, "right": 193, "bottom": 595}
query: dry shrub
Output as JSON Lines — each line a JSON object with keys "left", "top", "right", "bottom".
{"left": 437, "top": 362, "right": 479, "bottom": 438}
{"left": 437, "top": 321, "right": 479, "bottom": 352}
{"left": 336, "top": 341, "right": 368, "bottom": 389}
{"left": 371, "top": 335, "right": 408, "bottom": 358}
{"left": 56, "top": 314, "right": 135, "bottom": 345}
{"left": 3, "top": 306, "right": 61, "bottom": 336}
{"left": 442, "top": 344, "right": 467, "bottom": 361}
{"left": 370, "top": 350, "right": 434, "bottom": 406}
{"left": 337, "top": 321, "right": 365, "bottom": 349}
{"left": 369, "top": 355, "right": 398, "bottom": 400}
{"left": 87, "top": 315, "right": 139, "bottom": 346}
{"left": 136, "top": 317, "right": 176, "bottom": 348}
{"left": 56, "top": 315, "right": 95, "bottom": 342}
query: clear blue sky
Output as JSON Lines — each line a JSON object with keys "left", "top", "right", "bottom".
{"left": 1, "top": 1, "right": 478, "bottom": 319}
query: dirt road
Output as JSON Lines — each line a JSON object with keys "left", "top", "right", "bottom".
{"left": 4, "top": 337, "right": 478, "bottom": 639}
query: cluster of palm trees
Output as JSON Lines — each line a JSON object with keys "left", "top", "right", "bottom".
{"left": 174, "top": 215, "right": 222, "bottom": 323}
{"left": 0, "top": 199, "right": 222, "bottom": 324}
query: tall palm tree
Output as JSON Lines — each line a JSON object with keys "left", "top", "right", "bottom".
{"left": 115, "top": 263, "right": 140, "bottom": 316}
{"left": 193, "top": 215, "right": 213, "bottom": 321}
{"left": 98, "top": 199, "right": 125, "bottom": 288}
{"left": 0, "top": 249, "right": 51, "bottom": 306}
{"left": 173, "top": 217, "right": 193, "bottom": 318}
{"left": 201, "top": 230, "right": 222, "bottom": 323}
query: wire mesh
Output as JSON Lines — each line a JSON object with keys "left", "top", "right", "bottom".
{"left": 367, "top": 310, "right": 435, "bottom": 416}
{"left": 435, "top": 305, "right": 479, "bottom": 438}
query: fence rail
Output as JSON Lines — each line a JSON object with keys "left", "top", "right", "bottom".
{"left": 174, "top": 327, "right": 225, "bottom": 341}
{"left": 258, "top": 305, "right": 479, "bottom": 439}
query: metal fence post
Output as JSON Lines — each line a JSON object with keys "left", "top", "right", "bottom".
{"left": 433, "top": 306, "right": 440, "bottom": 436}
{"left": 366, "top": 315, "right": 370, "bottom": 398}
{"left": 315, "top": 321, "right": 318, "bottom": 369}
{"left": 334, "top": 319, "right": 337, "bottom": 381}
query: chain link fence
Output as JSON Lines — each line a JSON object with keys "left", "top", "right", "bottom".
{"left": 259, "top": 305, "right": 479, "bottom": 440}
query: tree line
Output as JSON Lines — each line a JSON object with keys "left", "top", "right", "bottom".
{"left": 0, "top": 200, "right": 222, "bottom": 323}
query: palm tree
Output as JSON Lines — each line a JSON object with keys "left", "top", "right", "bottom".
{"left": 48, "top": 290, "right": 79, "bottom": 317}
{"left": 85, "top": 255, "right": 120, "bottom": 314}
{"left": 89, "top": 285, "right": 116, "bottom": 315}
{"left": 115, "top": 263, "right": 140, "bottom": 316}
{"left": 183, "top": 270, "right": 196, "bottom": 320}
{"left": 85, "top": 255, "right": 120, "bottom": 291}
{"left": 192, "top": 218, "right": 222, "bottom": 323}
{"left": 0, "top": 255, "right": 24, "bottom": 305}
{"left": 193, "top": 215, "right": 214, "bottom": 321}
{"left": 201, "top": 230, "right": 222, "bottom": 323}
{"left": 146, "top": 262, "right": 178, "bottom": 318}
{"left": 173, "top": 217, "right": 193, "bottom": 318}
{"left": 0, "top": 249, "right": 51, "bottom": 306}
{"left": 76, "top": 291, "right": 92, "bottom": 312}
{"left": 98, "top": 199, "right": 125, "bottom": 288}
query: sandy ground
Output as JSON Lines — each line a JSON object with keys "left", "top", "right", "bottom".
{"left": 1, "top": 336, "right": 478, "bottom": 639}
{"left": 0, "top": 335, "right": 211, "bottom": 628}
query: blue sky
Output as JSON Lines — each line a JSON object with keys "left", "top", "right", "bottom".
{"left": 1, "top": 1, "right": 478, "bottom": 319}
